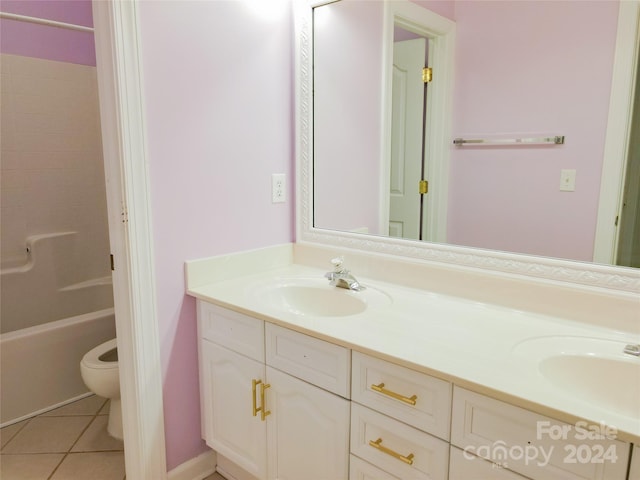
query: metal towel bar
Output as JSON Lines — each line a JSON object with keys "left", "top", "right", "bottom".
{"left": 453, "top": 135, "right": 565, "bottom": 146}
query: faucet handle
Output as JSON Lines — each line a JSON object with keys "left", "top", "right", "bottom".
{"left": 330, "top": 256, "right": 345, "bottom": 272}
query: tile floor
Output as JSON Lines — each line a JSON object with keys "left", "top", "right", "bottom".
{"left": 204, "top": 473, "right": 226, "bottom": 480}
{"left": 1, "top": 395, "right": 125, "bottom": 480}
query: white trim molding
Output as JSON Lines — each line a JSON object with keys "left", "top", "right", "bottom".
{"left": 168, "top": 451, "right": 216, "bottom": 480}
{"left": 93, "top": 1, "right": 167, "bottom": 478}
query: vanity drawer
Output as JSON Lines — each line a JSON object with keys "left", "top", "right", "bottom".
{"left": 352, "top": 351, "right": 451, "bottom": 440}
{"left": 451, "top": 387, "right": 629, "bottom": 480}
{"left": 265, "top": 323, "right": 350, "bottom": 397}
{"left": 349, "top": 454, "right": 400, "bottom": 480}
{"left": 449, "top": 447, "right": 528, "bottom": 480}
{"left": 198, "top": 301, "right": 264, "bottom": 361}
{"left": 350, "top": 403, "right": 449, "bottom": 480}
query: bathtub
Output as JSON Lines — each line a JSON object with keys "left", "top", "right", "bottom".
{"left": 1, "top": 232, "right": 115, "bottom": 334}
{"left": 0, "top": 308, "right": 117, "bottom": 426}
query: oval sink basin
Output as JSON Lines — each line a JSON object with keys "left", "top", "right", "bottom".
{"left": 540, "top": 355, "right": 640, "bottom": 418}
{"left": 513, "top": 336, "right": 640, "bottom": 417}
{"left": 251, "top": 278, "right": 392, "bottom": 317}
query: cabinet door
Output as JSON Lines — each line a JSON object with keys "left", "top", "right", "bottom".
{"left": 266, "top": 366, "right": 350, "bottom": 480}
{"left": 201, "top": 341, "right": 267, "bottom": 480}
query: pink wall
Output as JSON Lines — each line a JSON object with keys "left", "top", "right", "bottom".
{"left": 137, "top": 0, "right": 294, "bottom": 470}
{"left": 314, "top": 0, "right": 384, "bottom": 234}
{"left": 448, "top": 1, "right": 619, "bottom": 261}
{"left": 0, "top": 0, "right": 95, "bottom": 66}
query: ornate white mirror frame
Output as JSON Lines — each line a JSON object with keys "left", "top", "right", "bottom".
{"left": 294, "top": 0, "right": 640, "bottom": 294}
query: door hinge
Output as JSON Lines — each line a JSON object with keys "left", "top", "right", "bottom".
{"left": 110, "top": 254, "right": 115, "bottom": 271}
{"left": 121, "top": 203, "right": 129, "bottom": 223}
{"left": 422, "top": 67, "right": 432, "bottom": 83}
{"left": 615, "top": 215, "right": 619, "bottom": 227}
{"left": 419, "top": 180, "right": 429, "bottom": 194}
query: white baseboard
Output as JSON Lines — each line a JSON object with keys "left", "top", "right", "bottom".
{"left": 168, "top": 450, "right": 216, "bottom": 480}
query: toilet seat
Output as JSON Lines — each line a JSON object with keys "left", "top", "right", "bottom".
{"left": 81, "top": 338, "right": 118, "bottom": 370}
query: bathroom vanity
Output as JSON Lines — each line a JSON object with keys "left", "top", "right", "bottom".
{"left": 186, "top": 243, "right": 640, "bottom": 480}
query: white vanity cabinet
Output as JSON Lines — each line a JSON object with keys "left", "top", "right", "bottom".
{"left": 451, "top": 387, "right": 630, "bottom": 480}
{"left": 197, "top": 301, "right": 350, "bottom": 480}
{"left": 197, "top": 300, "right": 636, "bottom": 480}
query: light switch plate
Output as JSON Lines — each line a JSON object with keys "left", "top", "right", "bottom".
{"left": 560, "top": 169, "right": 576, "bottom": 192}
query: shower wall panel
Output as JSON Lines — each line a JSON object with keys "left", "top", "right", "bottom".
{"left": 0, "top": 53, "right": 111, "bottom": 292}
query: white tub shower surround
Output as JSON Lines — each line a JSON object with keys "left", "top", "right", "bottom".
{"left": 0, "top": 232, "right": 115, "bottom": 426}
{"left": 0, "top": 53, "right": 115, "bottom": 425}
{"left": 1, "top": 232, "right": 114, "bottom": 333}
{"left": 0, "top": 308, "right": 116, "bottom": 426}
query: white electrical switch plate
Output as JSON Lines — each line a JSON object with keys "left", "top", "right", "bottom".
{"left": 272, "top": 173, "right": 286, "bottom": 203}
{"left": 560, "top": 169, "right": 576, "bottom": 192}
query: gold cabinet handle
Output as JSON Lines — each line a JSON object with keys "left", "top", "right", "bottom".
{"left": 371, "top": 382, "right": 418, "bottom": 406}
{"left": 260, "top": 382, "right": 271, "bottom": 421}
{"left": 368, "top": 438, "right": 414, "bottom": 465}
{"left": 252, "top": 379, "right": 261, "bottom": 417}
{"left": 252, "top": 379, "right": 271, "bottom": 421}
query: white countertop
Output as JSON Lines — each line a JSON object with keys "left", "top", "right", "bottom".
{"left": 186, "top": 250, "right": 640, "bottom": 444}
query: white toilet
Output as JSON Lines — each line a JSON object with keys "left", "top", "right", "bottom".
{"left": 80, "top": 338, "right": 122, "bottom": 440}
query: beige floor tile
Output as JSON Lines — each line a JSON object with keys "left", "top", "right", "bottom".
{"left": 1, "top": 419, "right": 29, "bottom": 448}
{"left": 204, "top": 473, "right": 227, "bottom": 480}
{"left": 50, "top": 452, "right": 125, "bottom": 480}
{"left": 71, "top": 416, "right": 124, "bottom": 452}
{"left": 0, "top": 453, "right": 64, "bottom": 480}
{"left": 1, "top": 416, "right": 92, "bottom": 454}
{"left": 99, "top": 399, "right": 110, "bottom": 415}
{"left": 42, "top": 395, "right": 107, "bottom": 417}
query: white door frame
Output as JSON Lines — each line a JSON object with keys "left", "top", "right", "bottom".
{"left": 92, "top": 1, "right": 167, "bottom": 478}
{"left": 593, "top": 0, "right": 640, "bottom": 265}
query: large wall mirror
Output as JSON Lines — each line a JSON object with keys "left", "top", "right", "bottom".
{"left": 296, "top": 0, "right": 640, "bottom": 292}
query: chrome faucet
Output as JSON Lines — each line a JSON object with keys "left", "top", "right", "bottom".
{"left": 623, "top": 344, "right": 640, "bottom": 357}
{"left": 324, "top": 257, "right": 365, "bottom": 291}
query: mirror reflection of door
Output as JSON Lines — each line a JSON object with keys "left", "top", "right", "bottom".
{"left": 389, "top": 38, "right": 426, "bottom": 239}
{"left": 616, "top": 55, "right": 640, "bottom": 267}
{"left": 389, "top": 37, "right": 428, "bottom": 240}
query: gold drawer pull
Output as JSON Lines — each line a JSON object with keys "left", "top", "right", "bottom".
{"left": 371, "top": 382, "right": 418, "bottom": 406}
{"left": 252, "top": 379, "right": 271, "bottom": 421}
{"left": 260, "top": 382, "right": 271, "bottom": 421}
{"left": 368, "top": 438, "right": 415, "bottom": 465}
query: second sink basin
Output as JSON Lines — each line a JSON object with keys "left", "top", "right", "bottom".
{"left": 250, "top": 277, "right": 392, "bottom": 317}
{"left": 513, "top": 336, "right": 640, "bottom": 418}
{"left": 539, "top": 354, "right": 640, "bottom": 418}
